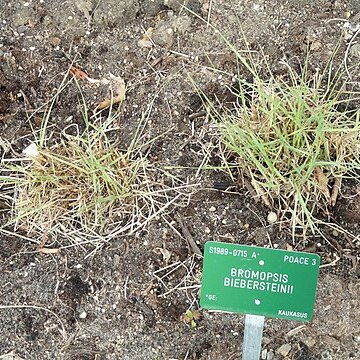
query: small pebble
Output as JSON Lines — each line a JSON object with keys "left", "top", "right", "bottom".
{"left": 22, "top": 143, "right": 39, "bottom": 158}
{"left": 276, "top": 343, "right": 291, "bottom": 357}
{"left": 267, "top": 211, "right": 278, "bottom": 224}
{"left": 305, "top": 336, "right": 316, "bottom": 347}
{"left": 261, "top": 349, "right": 267, "bottom": 359}
{"left": 50, "top": 37, "right": 61, "bottom": 46}
{"left": 209, "top": 206, "right": 216, "bottom": 212}
{"left": 113, "top": 254, "right": 120, "bottom": 267}
{"left": 79, "top": 311, "right": 87, "bottom": 319}
{"left": 350, "top": 43, "right": 360, "bottom": 58}
{"left": 137, "top": 38, "right": 153, "bottom": 48}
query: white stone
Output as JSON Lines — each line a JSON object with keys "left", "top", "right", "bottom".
{"left": 22, "top": 143, "right": 39, "bottom": 158}
{"left": 276, "top": 343, "right": 291, "bottom": 357}
{"left": 261, "top": 349, "right": 267, "bottom": 360}
{"left": 79, "top": 311, "right": 87, "bottom": 319}
{"left": 267, "top": 211, "right": 278, "bottom": 224}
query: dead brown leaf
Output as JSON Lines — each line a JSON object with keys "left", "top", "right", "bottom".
{"left": 251, "top": 179, "right": 272, "bottom": 207}
{"left": 192, "top": 311, "right": 201, "bottom": 321}
{"left": 38, "top": 247, "right": 60, "bottom": 255}
{"left": 314, "top": 166, "right": 330, "bottom": 200}
{"left": 330, "top": 177, "right": 341, "bottom": 206}
{"left": 96, "top": 76, "right": 126, "bottom": 110}
{"left": 153, "top": 247, "right": 172, "bottom": 263}
{"left": 69, "top": 66, "right": 88, "bottom": 80}
{"left": 138, "top": 27, "right": 154, "bottom": 48}
{"left": 180, "top": 312, "right": 191, "bottom": 324}
{"left": 143, "top": 27, "right": 154, "bottom": 41}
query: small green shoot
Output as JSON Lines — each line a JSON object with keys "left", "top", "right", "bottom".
{"left": 181, "top": 309, "right": 201, "bottom": 328}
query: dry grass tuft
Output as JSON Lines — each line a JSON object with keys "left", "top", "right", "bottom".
{"left": 205, "top": 53, "right": 360, "bottom": 234}
{"left": 0, "top": 75, "right": 191, "bottom": 247}
{"left": 10, "top": 135, "right": 144, "bottom": 232}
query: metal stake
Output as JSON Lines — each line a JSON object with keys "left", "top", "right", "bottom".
{"left": 242, "top": 314, "right": 265, "bottom": 360}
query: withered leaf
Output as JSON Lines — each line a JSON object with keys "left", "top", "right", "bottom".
{"left": 314, "top": 166, "right": 330, "bottom": 200}
{"left": 38, "top": 247, "right": 60, "bottom": 255}
{"left": 96, "top": 76, "right": 126, "bottom": 110}
{"left": 330, "top": 177, "right": 341, "bottom": 206}
{"left": 70, "top": 66, "right": 88, "bottom": 80}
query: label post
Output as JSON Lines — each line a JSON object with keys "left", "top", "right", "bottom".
{"left": 243, "top": 314, "right": 265, "bottom": 360}
{"left": 200, "top": 241, "right": 320, "bottom": 359}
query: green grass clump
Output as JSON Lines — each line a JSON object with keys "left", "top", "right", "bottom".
{"left": 1, "top": 119, "right": 154, "bottom": 240}
{"left": 209, "top": 57, "right": 360, "bottom": 232}
{"left": 5, "top": 134, "right": 143, "bottom": 232}
{"left": 0, "top": 75, "right": 188, "bottom": 244}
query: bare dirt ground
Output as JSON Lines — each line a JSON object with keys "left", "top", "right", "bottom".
{"left": 0, "top": 0, "right": 360, "bottom": 359}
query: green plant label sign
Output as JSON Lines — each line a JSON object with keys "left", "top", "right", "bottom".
{"left": 200, "top": 241, "right": 320, "bottom": 321}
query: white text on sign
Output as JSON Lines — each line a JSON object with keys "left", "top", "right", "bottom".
{"left": 283, "top": 255, "right": 317, "bottom": 266}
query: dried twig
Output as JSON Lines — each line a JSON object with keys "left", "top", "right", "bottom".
{"left": 330, "top": 177, "right": 341, "bottom": 206}
{"left": 251, "top": 179, "right": 272, "bottom": 207}
{"left": 175, "top": 213, "right": 202, "bottom": 256}
{"left": 319, "top": 254, "right": 341, "bottom": 268}
{"left": 207, "top": 0, "right": 213, "bottom": 27}
{"left": 241, "top": 177, "right": 259, "bottom": 202}
{"left": 344, "top": 27, "right": 360, "bottom": 77}
{"left": 286, "top": 325, "right": 307, "bottom": 338}
{"left": 189, "top": 110, "right": 207, "bottom": 120}
{"left": 153, "top": 256, "right": 199, "bottom": 298}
